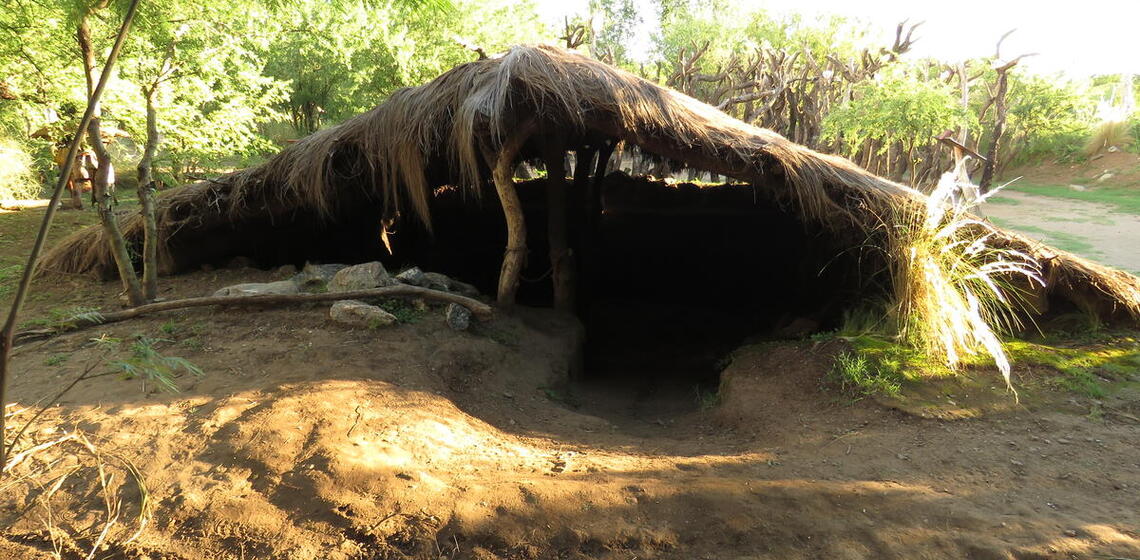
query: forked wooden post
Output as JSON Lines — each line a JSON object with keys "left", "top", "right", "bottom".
{"left": 492, "top": 120, "right": 538, "bottom": 305}
{"left": 543, "top": 144, "right": 574, "bottom": 311}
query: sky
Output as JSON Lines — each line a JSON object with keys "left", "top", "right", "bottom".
{"left": 534, "top": 0, "right": 1140, "bottom": 77}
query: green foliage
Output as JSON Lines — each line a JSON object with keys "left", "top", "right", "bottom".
{"left": 823, "top": 67, "right": 971, "bottom": 157}
{"left": 376, "top": 298, "right": 426, "bottom": 323}
{"left": 885, "top": 170, "right": 1045, "bottom": 394}
{"left": 0, "top": 137, "right": 41, "bottom": 200}
{"left": 589, "top": 0, "right": 640, "bottom": 64}
{"left": 262, "top": 0, "right": 548, "bottom": 134}
{"left": 828, "top": 351, "right": 903, "bottom": 399}
{"left": 1004, "top": 73, "right": 1094, "bottom": 165}
{"left": 653, "top": 3, "right": 866, "bottom": 74}
{"left": 109, "top": 335, "right": 204, "bottom": 393}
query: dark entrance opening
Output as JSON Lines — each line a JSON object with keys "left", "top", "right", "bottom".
{"left": 388, "top": 175, "right": 868, "bottom": 415}
{"left": 573, "top": 176, "right": 864, "bottom": 415}
{"left": 200, "top": 173, "right": 868, "bottom": 415}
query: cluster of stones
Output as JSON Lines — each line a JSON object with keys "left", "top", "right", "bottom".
{"left": 212, "top": 262, "right": 480, "bottom": 330}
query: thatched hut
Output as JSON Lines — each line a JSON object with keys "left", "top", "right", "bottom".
{"left": 40, "top": 45, "right": 1140, "bottom": 344}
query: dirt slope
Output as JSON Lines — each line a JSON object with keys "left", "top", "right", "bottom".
{"left": 1, "top": 263, "right": 1138, "bottom": 560}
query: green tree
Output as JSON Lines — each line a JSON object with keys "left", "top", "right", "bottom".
{"left": 262, "top": 0, "right": 547, "bottom": 135}
{"left": 823, "top": 66, "right": 971, "bottom": 182}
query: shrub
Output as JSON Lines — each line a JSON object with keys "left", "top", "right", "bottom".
{"left": 0, "top": 136, "right": 41, "bottom": 200}
{"left": 885, "top": 160, "right": 1044, "bottom": 398}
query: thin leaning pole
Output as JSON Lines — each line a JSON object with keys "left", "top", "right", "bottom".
{"left": 0, "top": 0, "right": 143, "bottom": 472}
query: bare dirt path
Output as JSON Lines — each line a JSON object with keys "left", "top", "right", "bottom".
{"left": 982, "top": 190, "right": 1140, "bottom": 275}
{"left": 1, "top": 203, "right": 1138, "bottom": 560}
{"left": 1, "top": 286, "right": 1138, "bottom": 560}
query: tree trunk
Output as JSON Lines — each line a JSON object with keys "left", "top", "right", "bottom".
{"left": 492, "top": 120, "right": 538, "bottom": 305}
{"left": 136, "top": 87, "right": 160, "bottom": 301}
{"left": 79, "top": 15, "right": 145, "bottom": 306}
{"left": 980, "top": 65, "right": 1013, "bottom": 192}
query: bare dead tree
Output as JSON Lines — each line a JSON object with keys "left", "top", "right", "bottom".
{"left": 979, "top": 31, "right": 1037, "bottom": 192}
{"left": 561, "top": 18, "right": 590, "bottom": 50}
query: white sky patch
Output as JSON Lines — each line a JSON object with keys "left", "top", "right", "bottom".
{"left": 534, "top": 0, "right": 1139, "bottom": 76}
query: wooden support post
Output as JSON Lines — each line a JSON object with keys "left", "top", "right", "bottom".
{"left": 492, "top": 120, "right": 537, "bottom": 305}
{"left": 590, "top": 140, "right": 615, "bottom": 224}
{"left": 544, "top": 144, "right": 574, "bottom": 311}
{"left": 578, "top": 139, "right": 615, "bottom": 313}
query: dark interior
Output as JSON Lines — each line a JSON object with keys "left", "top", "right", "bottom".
{"left": 173, "top": 172, "right": 872, "bottom": 403}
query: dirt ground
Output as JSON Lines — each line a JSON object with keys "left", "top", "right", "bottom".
{"left": 1004, "top": 151, "right": 1140, "bottom": 189}
{"left": 988, "top": 151, "right": 1140, "bottom": 275}
{"left": 981, "top": 191, "right": 1140, "bottom": 275}
{"left": 1, "top": 203, "right": 1139, "bottom": 560}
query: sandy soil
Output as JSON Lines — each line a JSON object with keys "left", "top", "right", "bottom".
{"left": 0, "top": 258, "right": 1137, "bottom": 560}
{"left": 982, "top": 191, "right": 1140, "bottom": 275}
{"left": 1006, "top": 151, "right": 1140, "bottom": 189}
{"left": 2, "top": 181, "right": 1140, "bottom": 560}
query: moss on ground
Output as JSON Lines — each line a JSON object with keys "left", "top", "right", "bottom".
{"left": 825, "top": 331, "right": 1140, "bottom": 401}
{"left": 1005, "top": 335, "right": 1140, "bottom": 397}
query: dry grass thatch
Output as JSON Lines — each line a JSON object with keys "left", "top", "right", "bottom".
{"left": 37, "top": 44, "right": 1140, "bottom": 323}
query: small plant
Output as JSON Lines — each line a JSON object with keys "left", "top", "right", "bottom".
{"left": 377, "top": 298, "right": 425, "bottom": 323}
{"left": 21, "top": 306, "right": 105, "bottom": 329}
{"left": 159, "top": 320, "right": 179, "bottom": 336}
{"left": 829, "top": 351, "right": 902, "bottom": 399}
{"left": 43, "top": 353, "right": 70, "bottom": 367}
{"left": 109, "top": 335, "right": 204, "bottom": 393}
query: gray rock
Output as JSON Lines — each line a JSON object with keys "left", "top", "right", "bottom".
{"left": 213, "top": 280, "right": 299, "bottom": 297}
{"left": 445, "top": 303, "right": 472, "bottom": 331}
{"left": 423, "top": 270, "right": 482, "bottom": 297}
{"left": 447, "top": 279, "right": 482, "bottom": 298}
{"left": 329, "top": 300, "right": 397, "bottom": 328}
{"left": 328, "top": 262, "right": 395, "bottom": 293}
{"left": 292, "top": 262, "right": 348, "bottom": 292}
{"left": 422, "top": 272, "right": 453, "bottom": 292}
{"left": 395, "top": 267, "right": 428, "bottom": 287}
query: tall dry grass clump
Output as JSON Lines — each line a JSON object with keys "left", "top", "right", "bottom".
{"left": 886, "top": 161, "right": 1044, "bottom": 396}
{"left": 0, "top": 137, "right": 41, "bottom": 201}
{"left": 1082, "top": 120, "right": 1133, "bottom": 157}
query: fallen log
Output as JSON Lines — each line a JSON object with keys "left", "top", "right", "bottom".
{"left": 13, "top": 285, "right": 493, "bottom": 345}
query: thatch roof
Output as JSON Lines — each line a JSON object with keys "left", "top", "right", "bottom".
{"left": 39, "top": 44, "right": 1140, "bottom": 323}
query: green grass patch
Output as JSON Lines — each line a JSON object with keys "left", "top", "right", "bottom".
{"left": 1006, "top": 182, "right": 1140, "bottom": 216}
{"left": 0, "top": 263, "right": 21, "bottom": 299}
{"left": 828, "top": 350, "right": 903, "bottom": 399}
{"left": 986, "top": 195, "right": 1022, "bottom": 206}
{"left": 830, "top": 332, "right": 1140, "bottom": 400}
{"left": 1005, "top": 336, "right": 1140, "bottom": 398}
